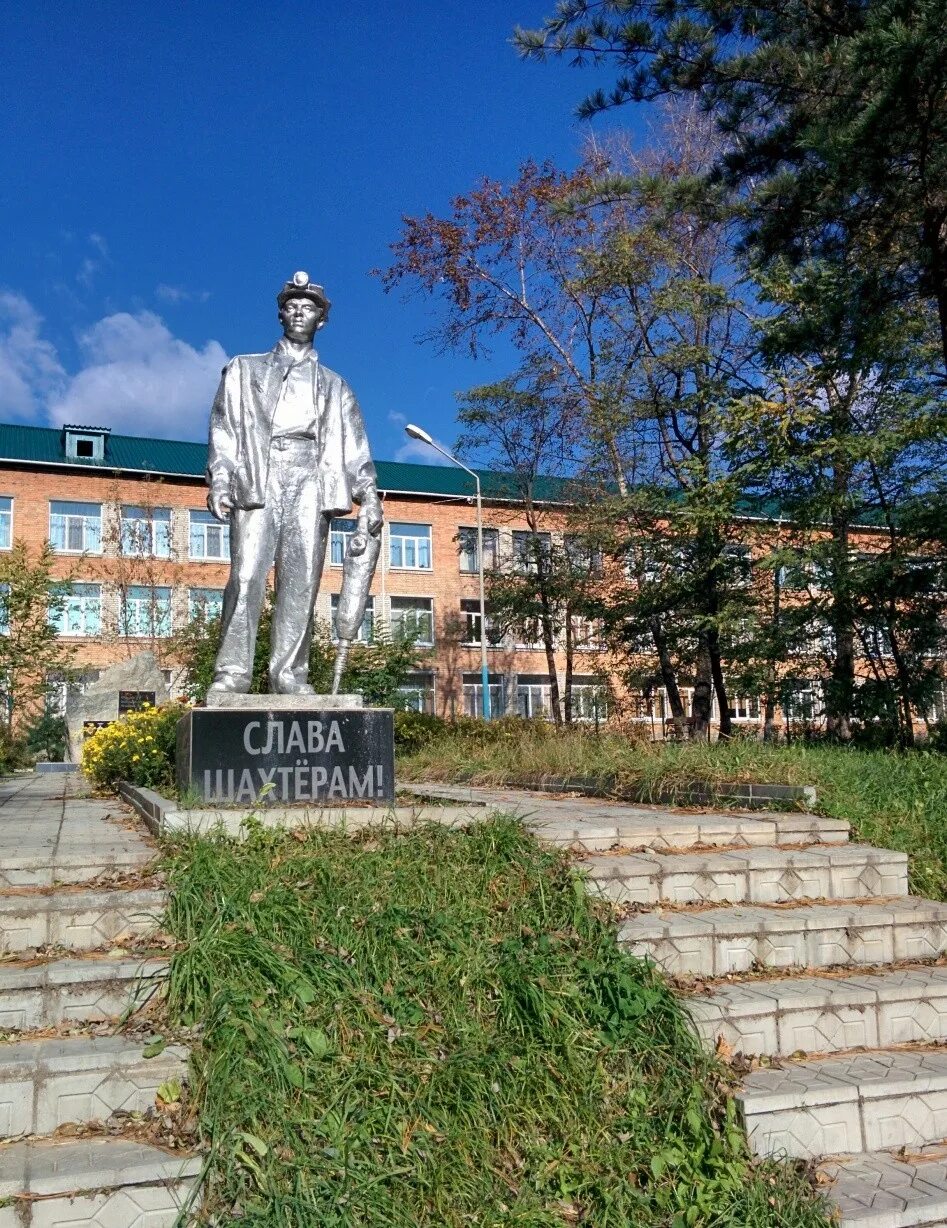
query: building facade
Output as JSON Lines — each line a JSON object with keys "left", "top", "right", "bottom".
{"left": 0, "top": 421, "right": 612, "bottom": 723}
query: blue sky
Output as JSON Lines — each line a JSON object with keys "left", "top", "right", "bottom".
{"left": 1, "top": 2, "right": 637, "bottom": 465}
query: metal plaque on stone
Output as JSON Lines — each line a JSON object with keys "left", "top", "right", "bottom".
{"left": 177, "top": 704, "right": 395, "bottom": 805}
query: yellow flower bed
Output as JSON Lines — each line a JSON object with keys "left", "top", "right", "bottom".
{"left": 82, "top": 703, "right": 187, "bottom": 792}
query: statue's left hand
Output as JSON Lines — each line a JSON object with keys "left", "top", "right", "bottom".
{"left": 358, "top": 495, "right": 384, "bottom": 536}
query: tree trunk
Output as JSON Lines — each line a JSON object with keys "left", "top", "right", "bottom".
{"left": 691, "top": 636, "right": 713, "bottom": 740}
{"left": 650, "top": 617, "right": 686, "bottom": 738}
{"left": 707, "top": 625, "right": 732, "bottom": 739}
{"left": 563, "top": 608, "right": 574, "bottom": 724}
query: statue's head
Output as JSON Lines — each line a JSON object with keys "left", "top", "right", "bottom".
{"left": 277, "top": 271, "right": 330, "bottom": 341}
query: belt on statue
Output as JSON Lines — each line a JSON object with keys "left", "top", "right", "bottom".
{"left": 272, "top": 433, "right": 317, "bottom": 449}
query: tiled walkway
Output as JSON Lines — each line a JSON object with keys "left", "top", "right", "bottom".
{"left": 407, "top": 781, "right": 947, "bottom": 1227}
{"left": 0, "top": 773, "right": 198, "bottom": 1226}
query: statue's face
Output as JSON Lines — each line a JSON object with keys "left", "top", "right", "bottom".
{"left": 279, "top": 295, "right": 322, "bottom": 343}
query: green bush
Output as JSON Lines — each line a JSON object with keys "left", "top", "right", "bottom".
{"left": 393, "top": 709, "right": 449, "bottom": 753}
{"left": 81, "top": 703, "right": 185, "bottom": 792}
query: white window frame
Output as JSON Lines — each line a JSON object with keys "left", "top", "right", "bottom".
{"left": 517, "top": 678, "right": 552, "bottom": 719}
{"left": 330, "top": 518, "right": 358, "bottom": 566}
{"left": 460, "top": 598, "right": 500, "bottom": 647}
{"left": 727, "top": 695, "right": 761, "bottom": 722}
{"left": 512, "top": 530, "right": 551, "bottom": 574}
{"left": 0, "top": 497, "right": 12, "bottom": 550}
{"left": 49, "top": 501, "right": 102, "bottom": 555}
{"left": 458, "top": 526, "right": 499, "bottom": 574}
{"left": 120, "top": 506, "right": 172, "bottom": 559}
{"left": 389, "top": 522, "right": 432, "bottom": 571}
{"left": 397, "top": 671, "right": 436, "bottom": 714}
{"left": 189, "top": 510, "right": 230, "bottom": 562}
{"left": 331, "top": 594, "right": 374, "bottom": 643}
{"left": 389, "top": 596, "right": 434, "bottom": 646}
{"left": 462, "top": 673, "right": 506, "bottom": 718}
{"left": 188, "top": 587, "right": 224, "bottom": 621}
{"left": 571, "top": 681, "right": 608, "bottom": 722}
{"left": 121, "top": 585, "right": 173, "bottom": 638}
{"left": 50, "top": 583, "right": 101, "bottom": 638}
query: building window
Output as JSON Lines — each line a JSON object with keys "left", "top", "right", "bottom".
{"left": 926, "top": 679, "right": 947, "bottom": 724}
{"left": 514, "top": 617, "right": 542, "bottom": 650}
{"left": 121, "top": 585, "right": 172, "bottom": 638}
{"left": 330, "top": 518, "right": 358, "bottom": 565}
{"left": 0, "top": 498, "right": 11, "bottom": 550}
{"left": 189, "top": 587, "right": 224, "bottom": 621}
{"left": 571, "top": 615, "right": 603, "bottom": 650}
{"left": 398, "top": 671, "right": 435, "bottom": 714}
{"left": 512, "top": 530, "right": 551, "bottom": 573}
{"left": 517, "top": 675, "right": 552, "bottom": 719}
{"left": 728, "top": 695, "right": 761, "bottom": 722}
{"left": 571, "top": 678, "right": 608, "bottom": 722}
{"left": 565, "top": 535, "right": 603, "bottom": 576}
{"left": 64, "top": 426, "right": 108, "bottom": 461}
{"left": 49, "top": 501, "right": 102, "bottom": 554}
{"left": 331, "top": 594, "right": 374, "bottom": 643}
{"left": 390, "top": 596, "right": 434, "bottom": 646}
{"left": 458, "top": 527, "right": 499, "bottom": 573}
{"left": 120, "top": 506, "right": 171, "bottom": 558}
{"left": 460, "top": 599, "right": 501, "bottom": 647}
{"left": 389, "top": 522, "right": 432, "bottom": 570}
{"left": 50, "top": 583, "right": 101, "bottom": 638}
{"left": 463, "top": 672, "right": 506, "bottom": 718}
{"left": 782, "top": 680, "right": 824, "bottom": 724}
{"left": 722, "top": 543, "right": 753, "bottom": 587}
{"left": 626, "top": 689, "right": 666, "bottom": 722}
{"left": 189, "top": 510, "right": 230, "bottom": 561}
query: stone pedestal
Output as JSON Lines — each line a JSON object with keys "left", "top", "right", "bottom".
{"left": 176, "top": 696, "right": 395, "bottom": 805}
{"left": 66, "top": 652, "right": 170, "bottom": 761}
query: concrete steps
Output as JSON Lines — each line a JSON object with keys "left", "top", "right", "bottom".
{"left": 619, "top": 898, "right": 947, "bottom": 976}
{"left": 0, "top": 844, "right": 156, "bottom": 888}
{"left": 820, "top": 1146, "right": 947, "bottom": 1228}
{"left": 0, "top": 888, "right": 166, "bottom": 954}
{"left": 686, "top": 966, "right": 947, "bottom": 1057}
{"left": 0, "top": 956, "right": 168, "bottom": 1031}
{"left": 0, "top": 1137, "right": 201, "bottom": 1227}
{"left": 0, "top": 1034, "right": 189, "bottom": 1135}
{"left": 740, "top": 1048, "right": 947, "bottom": 1160}
{"left": 583, "top": 843, "right": 908, "bottom": 906}
{"left": 531, "top": 810, "right": 850, "bottom": 852}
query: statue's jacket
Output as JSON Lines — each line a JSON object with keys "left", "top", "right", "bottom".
{"left": 206, "top": 347, "right": 378, "bottom": 513}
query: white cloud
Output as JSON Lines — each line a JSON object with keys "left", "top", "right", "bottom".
{"left": 156, "top": 284, "right": 211, "bottom": 305}
{"left": 0, "top": 292, "right": 66, "bottom": 420}
{"left": 48, "top": 310, "right": 227, "bottom": 440}
{"left": 394, "top": 434, "right": 453, "bottom": 465}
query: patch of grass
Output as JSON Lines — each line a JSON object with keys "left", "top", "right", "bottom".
{"left": 163, "top": 817, "right": 828, "bottom": 1227}
{"left": 398, "top": 724, "right": 947, "bottom": 900}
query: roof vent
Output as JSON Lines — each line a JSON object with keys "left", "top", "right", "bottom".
{"left": 63, "top": 425, "right": 110, "bottom": 462}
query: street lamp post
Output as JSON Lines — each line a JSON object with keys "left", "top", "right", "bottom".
{"left": 404, "top": 424, "right": 492, "bottom": 720}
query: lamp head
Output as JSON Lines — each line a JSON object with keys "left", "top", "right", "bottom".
{"left": 404, "top": 423, "right": 434, "bottom": 445}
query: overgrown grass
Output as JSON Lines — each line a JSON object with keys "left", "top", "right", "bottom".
{"left": 163, "top": 817, "right": 828, "bottom": 1227}
{"left": 398, "top": 723, "right": 947, "bottom": 900}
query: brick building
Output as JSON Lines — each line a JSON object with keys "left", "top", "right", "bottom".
{"left": 0, "top": 420, "right": 612, "bottom": 723}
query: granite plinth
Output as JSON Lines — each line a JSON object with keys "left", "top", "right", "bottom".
{"left": 176, "top": 706, "right": 395, "bottom": 805}
{"left": 204, "top": 692, "right": 363, "bottom": 710}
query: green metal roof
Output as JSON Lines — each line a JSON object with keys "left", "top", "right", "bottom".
{"left": 0, "top": 421, "right": 573, "bottom": 503}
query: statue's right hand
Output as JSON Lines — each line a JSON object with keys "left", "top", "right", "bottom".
{"left": 208, "top": 489, "right": 232, "bottom": 521}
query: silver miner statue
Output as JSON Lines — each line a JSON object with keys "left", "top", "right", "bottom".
{"left": 205, "top": 271, "right": 383, "bottom": 696}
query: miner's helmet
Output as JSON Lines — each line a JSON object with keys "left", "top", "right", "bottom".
{"left": 277, "top": 271, "right": 331, "bottom": 326}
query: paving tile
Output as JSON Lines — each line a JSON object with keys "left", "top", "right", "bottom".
{"left": 0, "top": 1034, "right": 188, "bottom": 1136}
{"left": 0, "top": 888, "right": 166, "bottom": 953}
{"left": 0, "top": 957, "right": 168, "bottom": 1031}
{"left": 582, "top": 845, "right": 907, "bottom": 906}
{"left": 820, "top": 1149, "right": 947, "bottom": 1227}
{"left": 740, "top": 1049, "right": 947, "bottom": 1160}
{"left": 620, "top": 900, "right": 947, "bottom": 976}
{"left": 0, "top": 1138, "right": 200, "bottom": 1227}
{"left": 686, "top": 967, "right": 947, "bottom": 1058}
